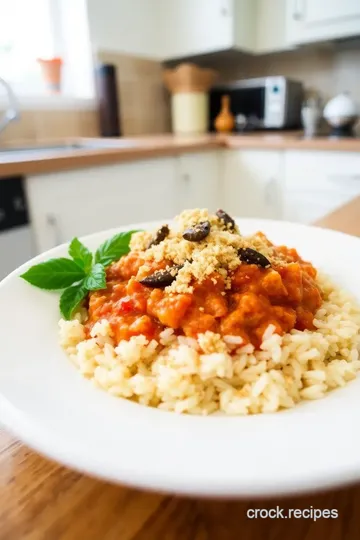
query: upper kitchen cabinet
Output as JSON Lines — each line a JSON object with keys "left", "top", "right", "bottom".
{"left": 87, "top": 0, "right": 161, "bottom": 58}
{"left": 256, "top": 0, "right": 289, "bottom": 53}
{"left": 286, "top": 0, "right": 360, "bottom": 46}
{"left": 160, "top": 0, "right": 256, "bottom": 60}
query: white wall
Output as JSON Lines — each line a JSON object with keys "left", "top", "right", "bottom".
{"left": 86, "top": 0, "right": 161, "bottom": 58}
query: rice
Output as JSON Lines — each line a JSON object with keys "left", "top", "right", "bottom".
{"left": 59, "top": 274, "right": 360, "bottom": 415}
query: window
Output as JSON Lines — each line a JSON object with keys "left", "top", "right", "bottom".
{"left": 0, "top": 0, "right": 94, "bottom": 100}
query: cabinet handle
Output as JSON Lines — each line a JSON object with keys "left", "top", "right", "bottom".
{"left": 46, "top": 213, "right": 63, "bottom": 247}
{"left": 13, "top": 196, "right": 25, "bottom": 212}
{"left": 293, "top": 0, "right": 304, "bottom": 20}
{"left": 182, "top": 173, "right": 190, "bottom": 182}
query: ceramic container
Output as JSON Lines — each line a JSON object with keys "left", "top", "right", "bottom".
{"left": 37, "top": 57, "right": 63, "bottom": 93}
{"left": 163, "top": 63, "right": 217, "bottom": 135}
{"left": 323, "top": 92, "right": 357, "bottom": 126}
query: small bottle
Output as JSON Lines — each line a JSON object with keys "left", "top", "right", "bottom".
{"left": 301, "top": 97, "right": 321, "bottom": 138}
{"left": 214, "top": 95, "right": 235, "bottom": 133}
{"left": 95, "top": 63, "right": 121, "bottom": 137}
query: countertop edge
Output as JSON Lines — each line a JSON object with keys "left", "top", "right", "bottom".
{"left": 1, "top": 134, "right": 360, "bottom": 178}
{"left": 0, "top": 141, "right": 220, "bottom": 177}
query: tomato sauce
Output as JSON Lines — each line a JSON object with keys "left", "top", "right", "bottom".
{"left": 86, "top": 245, "right": 322, "bottom": 348}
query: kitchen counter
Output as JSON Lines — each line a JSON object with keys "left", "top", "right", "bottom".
{"left": 225, "top": 133, "right": 360, "bottom": 151}
{"left": 315, "top": 195, "right": 360, "bottom": 236}
{"left": 1, "top": 198, "right": 360, "bottom": 539}
{"left": 1, "top": 132, "right": 360, "bottom": 177}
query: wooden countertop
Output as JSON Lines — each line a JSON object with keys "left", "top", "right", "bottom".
{"left": 225, "top": 133, "right": 360, "bottom": 152}
{"left": 1, "top": 198, "right": 360, "bottom": 539}
{"left": 1, "top": 132, "right": 360, "bottom": 177}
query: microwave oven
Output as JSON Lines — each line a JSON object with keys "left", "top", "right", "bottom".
{"left": 209, "top": 77, "right": 304, "bottom": 131}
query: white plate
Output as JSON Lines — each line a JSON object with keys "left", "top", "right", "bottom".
{"left": 1, "top": 219, "right": 360, "bottom": 498}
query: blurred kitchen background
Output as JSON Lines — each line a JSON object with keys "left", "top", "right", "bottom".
{"left": 1, "top": 0, "right": 360, "bottom": 279}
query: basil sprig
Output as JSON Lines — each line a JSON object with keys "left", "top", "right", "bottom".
{"left": 21, "top": 230, "right": 140, "bottom": 320}
{"left": 95, "top": 231, "right": 137, "bottom": 267}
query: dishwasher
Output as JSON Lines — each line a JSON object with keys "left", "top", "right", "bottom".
{"left": 0, "top": 176, "right": 34, "bottom": 281}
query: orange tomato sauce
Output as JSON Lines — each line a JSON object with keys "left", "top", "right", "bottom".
{"left": 86, "top": 244, "right": 322, "bottom": 349}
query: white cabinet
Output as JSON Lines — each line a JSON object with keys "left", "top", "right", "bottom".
{"left": 286, "top": 0, "right": 360, "bottom": 45}
{"left": 26, "top": 158, "right": 178, "bottom": 253}
{"left": 175, "top": 152, "right": 220, "bottom": 212}
{"left": 284, "top": 151, "right": 360, "bottom": 224}
{"left": 256, "top": 0, "right": 289, "bottom": 53}
{"left": 222, "top": 150, "right": 284, "bottom": 219}
{"left": 26, "top": 147, "right": 360, "bottom": 256}
{"left": 160, "top": 0, "right": 256, "bottom": 60}
{"left": 25, "top": 152, "right": 221, "bottom": 254}
{"left": 87, "top": 0, "right": 161, "bottom": 59}
{"left": 0, "top": 226, "right": 34, "bottom": 280}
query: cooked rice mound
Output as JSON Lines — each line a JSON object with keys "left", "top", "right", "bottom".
{"left": 59, "top": 274, "right": 360, "bottom": 415}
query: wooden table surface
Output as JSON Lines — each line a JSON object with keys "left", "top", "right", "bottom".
{"left": 2, "top": 197, "right": 360, "bottom": 540}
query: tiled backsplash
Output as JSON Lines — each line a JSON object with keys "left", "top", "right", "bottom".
{"left": 0, "top": 51, "right": 171, "bottom": 144}
{"left": 96, "top": 51, "right": 171, "bottom": 136}
{"left": 99, "top": 45, "right": 360, "bottom": 136}
{"left": 210, "top": 44, "right": 360, "bottom": 104}
{"left": 0, "top": 107, "right": 99, "bottom": 144}
{"left": 1, "top": 44, "right": 359, "bottom": 144}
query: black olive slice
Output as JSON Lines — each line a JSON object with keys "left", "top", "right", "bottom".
{"left": 182, "top": 221, "right": 210, "bottom": 242}
{"left": 216, "top": 209, "right": 236, "bottom": 231}
{"left": 147, "top": 225, "right": 169, "bottom": 248}
{"left": 139, "top": 265, "right": 182, "bottom": 288}
{"left": 238, "top": 248, "right": 271, "bottom": 268}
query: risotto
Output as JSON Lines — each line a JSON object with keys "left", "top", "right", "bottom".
{"left": 59, "top": 209, "right": 360, "bottom": 415}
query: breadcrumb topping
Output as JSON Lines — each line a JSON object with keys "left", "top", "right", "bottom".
{"left": 129, "top": 209, "right": 285, "bottom": 293}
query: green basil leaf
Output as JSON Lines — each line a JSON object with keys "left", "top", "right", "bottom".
{"left": 20, "top": 258, "right": 85, "bottom": 290}
{"left": 68, "top": 238, "right": 92, "bottom": 272}
{"left": 60, "top": 282, "right": 88, "bottom": 320}
{"left": 94, "top": 230, "right": 140, "bottom": 267}
{"left": 83, "top": 263, "right": 106, "bottom": 291}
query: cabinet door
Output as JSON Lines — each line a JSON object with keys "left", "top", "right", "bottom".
{"left": 284, "top": 151, "right": 360, "bottom": 224}
{"left": 287, "top": 0, "right": 360, "bottom": 44}
{"left": 26, "top": 158, "right": 177, "bottom": 253}
{"left": 256, "top": 0, "right": 288, "bottom": 53}
{"left": 175, "top": 152, "right": 221, "bottom": 212}
{"left": 161, "top": 0, "right": 233, "bottom": 59}
{"left": 222, "top": 150, "right": 283, "bottom": 220}
{"left": 0, "top": 226, "right": 34, "bottom": 280}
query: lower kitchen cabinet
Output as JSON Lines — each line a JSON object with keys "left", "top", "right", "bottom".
{"left": 174, "top": 151, "right": 220, "bottom": 211}
{"left": 24, "top": 146, "right": 360, "bottom": 256}
{"left": 222, "top": 149, "right": 284, "bottom": 219}
{"left": 25, "top": 151, "right": 221, "bottom": 254}
{"left": 26, "top": 157, "right": 179, "bottom": 253}
{"left": 284, "top": 151, "right": 360, "bottom": 224}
